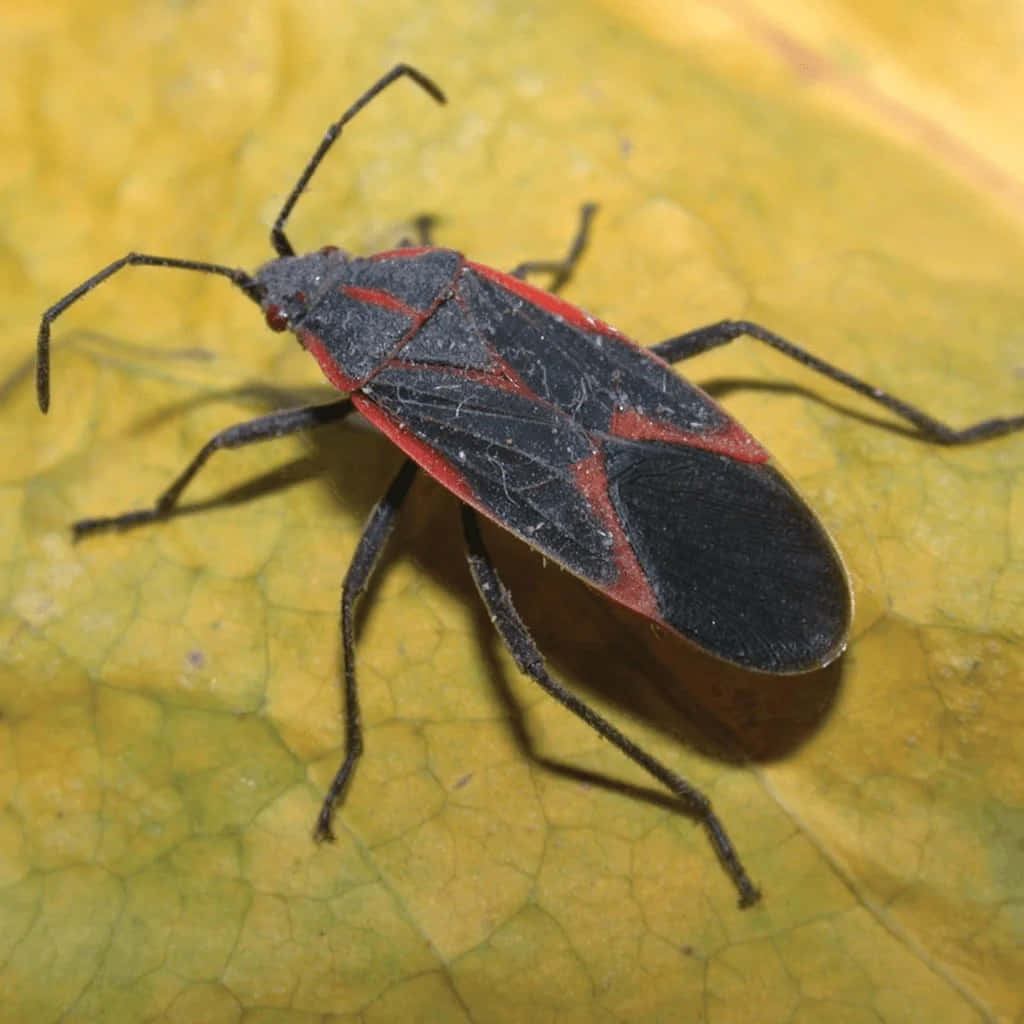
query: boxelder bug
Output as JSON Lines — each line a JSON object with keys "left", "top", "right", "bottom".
{"left": 36, "top": 65, "right": 1024, "bottom": 909}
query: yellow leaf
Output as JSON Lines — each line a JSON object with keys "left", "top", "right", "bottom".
{"left": 2, "top": 1, "right": 1022, "bottom": 1020}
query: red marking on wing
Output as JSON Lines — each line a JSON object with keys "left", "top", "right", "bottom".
{"left": 570, "top": 450, "right": 661, "bottom": 621}
{"left": 340, "top": 285, "right": 420, "bottom": 317}
{"left": 385, "top": 358, "right": 534, "bottom": 399}
{"left": 369, "top": 246, "right": 434, "bottom": 260}
{"left": 610, "top": 408, "right": 770, "bottom": 463}
{"left": 300, "top": 329, "right": 361, "bottom": 393}
{"left": 352, "top": 393, "right": 477, "bottom": 506}
{"left": 463, "top": 364, "right": 533, "bottom": 395}
{"left": 468, "top": 262, "right": 630, "bottom": 341}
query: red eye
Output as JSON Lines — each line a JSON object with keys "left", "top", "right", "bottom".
{"left": 265, "top": 305, "right": 288, "bottom": 332}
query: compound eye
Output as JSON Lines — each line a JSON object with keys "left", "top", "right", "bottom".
{"left": 265, "top": 304, "right": 289, "bottom": 332}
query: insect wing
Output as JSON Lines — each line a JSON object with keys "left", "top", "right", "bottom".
{"left": 357, "top": 265, "right": 851, "bottom": 673}
{"left": 603, "top": 437, "right": 851, "bottom": 672}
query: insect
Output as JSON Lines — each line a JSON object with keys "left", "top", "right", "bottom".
{"left": 36, "top": 65, "right": 1024, "bottom": 908}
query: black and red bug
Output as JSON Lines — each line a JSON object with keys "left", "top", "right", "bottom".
{"left": 35, "top": 65, "right": 1024, "bottom": 909}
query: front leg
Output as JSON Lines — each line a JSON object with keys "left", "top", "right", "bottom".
{"left": 73, "top": 398, "right": 354, "bottom": 537}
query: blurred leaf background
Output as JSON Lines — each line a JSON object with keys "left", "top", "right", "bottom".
{"left": 1, "top": 2, "right": 1022, "bottom": 1021}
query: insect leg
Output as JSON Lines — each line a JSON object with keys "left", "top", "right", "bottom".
{"left": 460, "top": 504, "right": 761, "bottom": 909}
{"left": 509, "top": 203, "right": 598, "bottom": 290}
{"left": 393, "top": 214, "right": 438, "bottom": 250}
{"left": 650, "top": 320, "right": 1023, "bottom": 444}
{"left": 73, "top": 399, "right": 354, "bottom": 538}
{"left": 316, "top": 457, "right": 419, "bottom": 841}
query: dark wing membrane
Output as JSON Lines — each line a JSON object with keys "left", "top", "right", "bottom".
{"left": 604, "top": 438, "right": 851, "bottom": 672}
{"left": 459, "top": 269, "right": 730, "bottom": 436}
{"left": 361, "top": 367, "right": 617, "bottom": 585}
